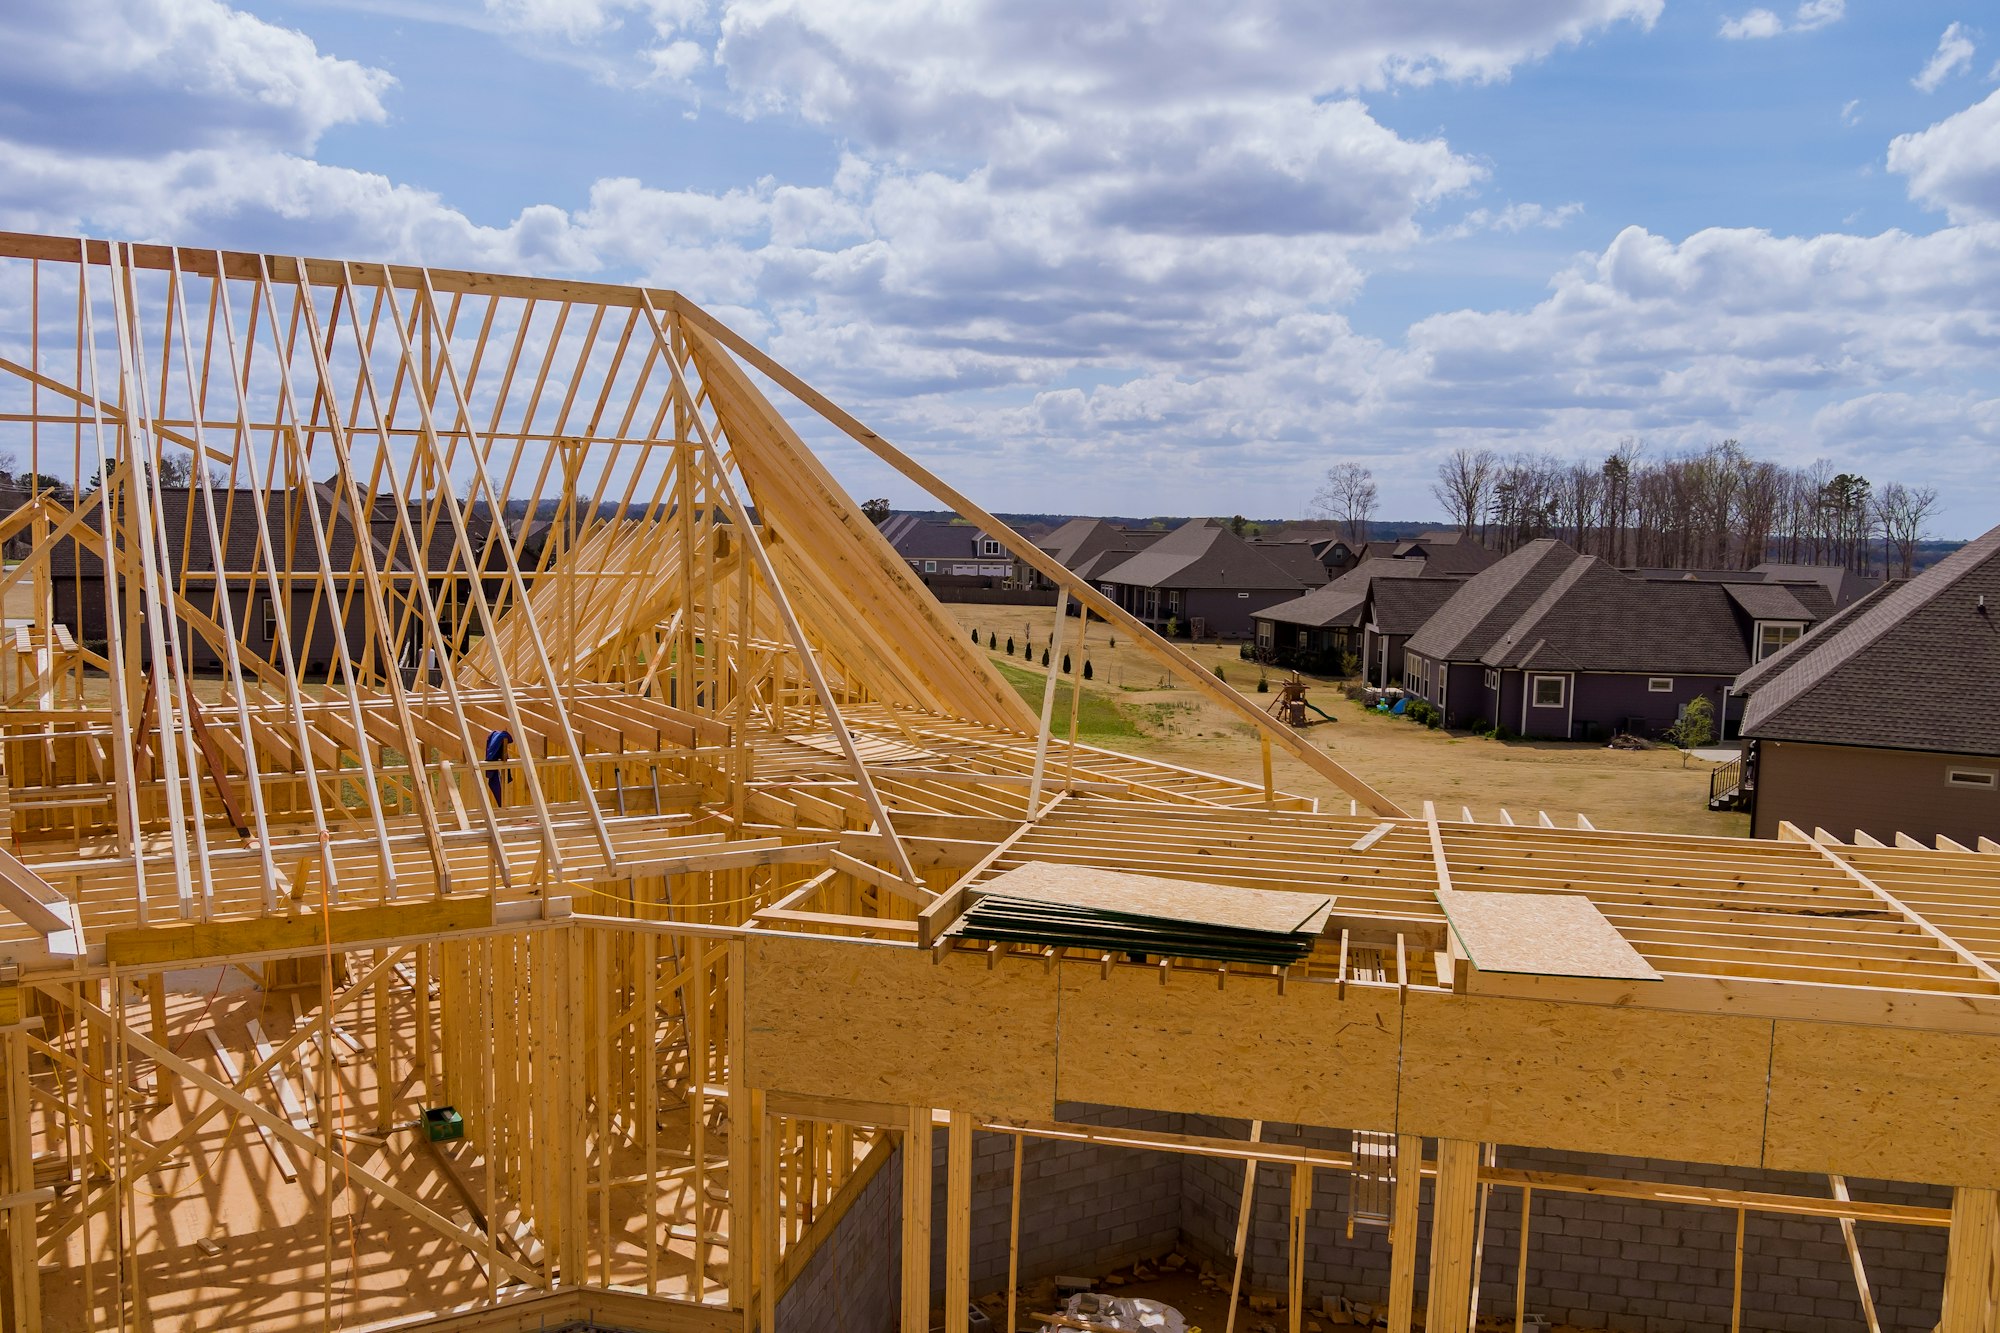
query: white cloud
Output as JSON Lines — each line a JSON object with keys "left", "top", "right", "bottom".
{"left": 1720, "top": 10, "right": 1782, "bottom": 40}
{"left": 1889, "top": 88, "right": 2000, "bottom": 222}
{"left": 1840, "top": 98, "right": 1862, "bottom": 126}
{"left": 1719, "top": 0, "right": 1842, "bottom": 40}
{"left": 1444, "top": 201, "right": 1585, "bottom": 238}
{"left": 1914, "top": 22, "right": 1976, "bottom": 93}
{"left": 710, "top": 0, "right": 1661, "bottom": 162}
{"left": 0, "top": 0, "right": 392, "bottom": 154}
{"left": 482, "top": 0, "right": 706, "bottom": 42}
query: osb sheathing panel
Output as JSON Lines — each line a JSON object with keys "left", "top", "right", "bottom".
{"left": 743, "top": 934, "right": 1058, "bottom": 1120}
{"left": 1764, "top": 1019, "right": 2000, "bottom": 1188}
{"left": 1398, "top": 992, "right": 1773, "bottom": 1164}
{"left": 1055, "top": 965, "right": 1402, "bottom": 1126}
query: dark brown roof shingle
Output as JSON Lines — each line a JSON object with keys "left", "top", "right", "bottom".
{"left": 1739, "top": 524, "right": 2000, "bottom": 755}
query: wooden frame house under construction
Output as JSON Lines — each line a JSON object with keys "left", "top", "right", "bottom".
{"left": 0, "top": 231, "right": 1998, "bottom": 1333}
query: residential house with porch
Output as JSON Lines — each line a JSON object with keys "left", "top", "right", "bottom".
{"left": 1401, "top": 539, "right": 1832, "bottom": 740}
{"left": 1094, "top": 517, "right": 1308, "bottom": 639}
{"left": 1729, "top": 522, "right": 2000, "bottom": 845}
{"left": 1362, "top": 577, "right": 1465, "bottom": 688}
{"left": 1251, "top": 562, "right": 1455, "bottom": 675}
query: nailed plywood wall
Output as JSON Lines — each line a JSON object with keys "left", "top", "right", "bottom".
{"left": 743, "top": 934, "right": 1059, "bottom": 1120}
{"left": 1764, "top": 1019, "right": 2000, "bottom": 1188}
{"left": 1397, "top": 993, "right": 1773, "bottom": 1164}
{"left": 745, "top": 938, "right": 2000, "bottom": 1186}
{"left": 1055, "top": 965, "right": 1402, "bottom": 1127}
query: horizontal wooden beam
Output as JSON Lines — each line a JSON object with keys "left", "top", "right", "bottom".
{"left": 104, "top": 895, "right": 494, "bottom": 968}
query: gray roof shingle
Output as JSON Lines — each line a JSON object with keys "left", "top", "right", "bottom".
{"left": 1403, "top": 539, "right": 1585, "bottom": 663}
{"left": 1096, "top": 518, "right": 1306, "bottom": 592}
{"left": 1368, "top": 577, "right": 1465, "bottom": 636}
{"left": 1255, "top": 561, "right": 1438, "bottom": 629}
{"left": 1482, "top": 561, "right": 1760, "bottom": 675}
{"left": 1738, "top": 523, "right": 2000, "bottom": 755}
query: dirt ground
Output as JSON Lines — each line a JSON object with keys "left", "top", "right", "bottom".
{"left": 949, "top": 602, "right": 1747, "bottom": 838}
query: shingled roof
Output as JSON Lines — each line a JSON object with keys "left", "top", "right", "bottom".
{"left": 1481, "top": 560, "right": 1764, "bottom": 675}
{"left": 1096, "top": 518, "right": 1306, "bottom": 592}
{"left": 1369, "top": 577, "right": 1466, "bottom": 636}
{"left": 879, "top": 514, "right": 1002, "bottom": 561}
{"left": 1723, "top": 582, "right": 1825, "bottom": 623}
{"left": 1247, "top": 538, "right": 1335, "bottom": 587}
{"left": 1738, "top": 523, "right": 2000, "bottom": 756}
{"left": 1256, "top": 561, "right": 1437, "bottom": 630}
{"left": 1404, "top": 539, "right": 1585, "bottom": 663}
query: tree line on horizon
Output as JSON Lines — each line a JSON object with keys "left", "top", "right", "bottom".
{"left": 1316, "top": 441, "right": 1945, "bottom": 578}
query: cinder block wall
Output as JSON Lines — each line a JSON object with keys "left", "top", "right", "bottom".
{"left": 1181, "top": 1120, "right": 1949, "bottom": 1333}
{"left": 780, "top": 1109, "right": 1950, "bottom": 1333}
{"left": 929, "top": 1103, "right": 1186, "bottom": 1291}
{"left": 777, "top": 1142, "right": 902, "bottom": 1333}
{"left": 780, "top": 1104, "right": 1187, "bottom": 1333}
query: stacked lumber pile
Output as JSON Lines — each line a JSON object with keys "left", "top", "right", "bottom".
{"left": 952, "top": 861, "right": 1331, "bottom": 966}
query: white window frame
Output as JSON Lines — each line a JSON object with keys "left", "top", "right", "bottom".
{"left": 922, "top": 560, "right": 936, "bottom": 573}
{"left": 1947, "top": 767, "right": 1998, "bottom": 791}
{"left": 261, "top": 594, "right": 278, "bottom": 643}
{"left": 1648, "top": 677, "right": 1673, "bottom": 692}
{"left": 1530, "top": 674, "right": 1567, "bottom": 709}
{"left": 1297, "top": 629, "right": 1309, "bottom": 649}
{"left": 1483, "top": 668, "right": 1497, "bottom": 689}
{"left": 1237, "top": 591, "right": 1250, "bottom": 599}
{"left": 1256, "top": 622, "right": 1273, "bottom": 647}
{"left": 980, "top": 538, "right": 1001, "bottom": 557}
{"left": 1755, "top": 621, "right": 1805, "bottom": 662}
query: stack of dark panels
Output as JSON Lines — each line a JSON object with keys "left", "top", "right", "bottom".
{"left": 959, "top": 895, "right": 1321, "bottom": 964}
{"left": 949, "top": 862, "right": 1333, "bottom": 967}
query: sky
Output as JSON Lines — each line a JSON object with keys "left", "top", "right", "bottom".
{"left": 2, "top": 1, "right": 1999, "bottom": 534}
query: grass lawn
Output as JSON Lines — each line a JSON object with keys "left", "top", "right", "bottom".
{"left": 989, "top": 659, "right": 1139, "bottom": 740}
{"left": 950, "top": 600, "right": 1748, "bottom": 838}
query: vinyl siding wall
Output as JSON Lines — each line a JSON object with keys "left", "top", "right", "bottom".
{"left": 1751, "top": 739, "right": 2000, "bottom": 846}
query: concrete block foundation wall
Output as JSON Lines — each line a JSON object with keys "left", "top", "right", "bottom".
{"left": 776, "top": 1144, "right": 902, "bottom": 1333}
{"left": 776, "top": 1108, "right": 1948, "bottom": 1333}
{"left": 1180, "top": 1119, "right": 1949, "bottom": 1333}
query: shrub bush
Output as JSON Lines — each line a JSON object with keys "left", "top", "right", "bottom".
{"left": 1006, "top": 636, "right": 1015, "bottom": 654}
{"left": 1492, "top": 723, "right": 1516, "bottom": 742}
{"left": 1083, "top": 661, "right": 1094, "bottom": 680}
{"left": 1212, "top": 663, "right": 1225, "bottom": 681}
{"left": 1061, "top": 654, "right": 1071, "bottom": 673}
{"left": 988, "top": 632, "right": 997, "bottom": 649}
{"left": 1041, "top": 648, "right": 1049, "bottom": 666}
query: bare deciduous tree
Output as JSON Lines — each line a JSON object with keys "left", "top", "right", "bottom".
{"left": 1433, "top": 439, "right": 1935, "bottom": 577}
{"left": 1875, "top": 482, "right": 1941, "bottom": 578}
{"left": 1312, "top": 462, "right": 1378, "bottom": 542}
{"left": 1430, "top": 448, "right": 1495, "bottom": 538}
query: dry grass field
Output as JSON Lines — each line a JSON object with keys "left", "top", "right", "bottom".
{"left": 949, "top": 600, "right": 1749, "bottom": 837}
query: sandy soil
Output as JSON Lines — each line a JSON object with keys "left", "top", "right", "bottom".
{"left": 949, "top": 602, "right": 1748, "bottom": 838}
